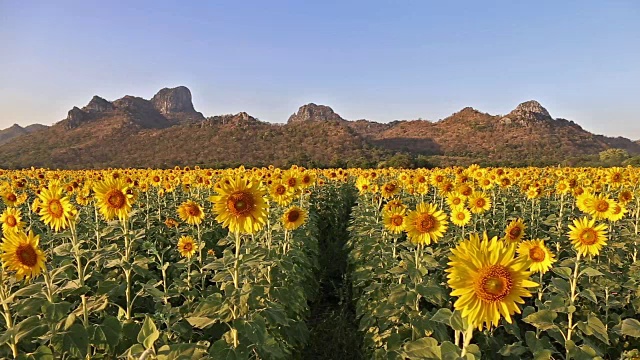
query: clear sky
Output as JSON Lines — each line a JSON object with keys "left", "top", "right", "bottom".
{"left": 1, "top": 1, "right": 639, "bottom": 138}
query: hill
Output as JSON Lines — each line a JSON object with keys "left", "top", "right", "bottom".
{"left": 0, "top": 86, "right": 638, "bottom": 168}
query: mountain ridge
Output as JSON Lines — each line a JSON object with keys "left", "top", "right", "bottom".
{"left": 1, "top": 87, "right": 638, "bottom": 168}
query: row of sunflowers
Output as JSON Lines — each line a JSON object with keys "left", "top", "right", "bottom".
{"left": 0, "top": 165, "right": 639, "bottom": 359}
{"left": 0, "top": 166, "right": 329, "bottom": 359}
{"left": 348, "top": 166, "right": 640, "bottom": 359}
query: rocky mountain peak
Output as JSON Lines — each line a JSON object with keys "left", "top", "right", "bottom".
{"left": 151, "top": 86, "right": 196, "bottom": 115}
{"left": 65, "top": 106, "right": 87, "bottom": 129}
{"left": 500, "top": 100, "right": 553, "bottom": 125}
{"left": 84, "top": 96, "right": 114, "bottom": 112}
{"left": 287, "top": 103, "right": 344, "bottom": 124}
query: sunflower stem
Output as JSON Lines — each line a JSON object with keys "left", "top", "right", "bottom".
{"left": 566, "top": 252, "right": 581, "bottom": 350}
{"left": 460, "top": 324, "right": 474, "bottom": 357}
{"left": 122, "top": 218, "right": 133, "bottom": 320}
{"left": 0, "top": 272, "right": 17, "bottom": 358}
{"left": 232, "top": 230, "right": 242, "bottom": 348}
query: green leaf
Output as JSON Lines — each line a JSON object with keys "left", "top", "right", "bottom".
{"left": 552, "top": 267, "right": 572, "bottom": 279}
{"left": 26, "top": 345, "right": 54, "bottom": 360}
{"left": 522, "top": 310, "right": 558, "bottom": 331}
{"left": 430, "top": 308, "right": 465, "bottom": 332}
{"left": 14, "top": 316, "right": 48, "bottom": 344}
{"left": 586, "top": 315, "right": 609, "bottom": 344}
{"left": 551, "top": 278, "right": 571, "bottom": 295}
{"left": 580, "top": 267, "right": 603, "bottom": 277}
{"left": 137, "top": 315, "right": 159, "bottom": 350}
{"left": 63, "top": 324, "right": 89, "bottom": 359}
{"left": 499, "top": 342, "right": 527, "bottom": 356}
{"left": 157, "top": 343, "right": 208, "bottom": 360}
{"left": 186, "top": 317, "right": 218, "bottom": 329}
{"left": 579, "top": 289, "right": 598, "bottom": 303}
{"left": 403, "top": 337, "right": 440, "bottom": 359}
{"left": 621, "top": 318, "right": 640, "bottom": 338}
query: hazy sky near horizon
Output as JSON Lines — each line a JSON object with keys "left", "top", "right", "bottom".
{"left": 1, "top": 1, "right": 639, "bottom": 138}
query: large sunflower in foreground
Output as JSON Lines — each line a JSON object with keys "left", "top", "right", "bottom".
{"left": 446, "top": 232, "right": 537, "bottom": 330}
{"left": 568, "top": 217, "right": 608, "bottom": 257}
{"left": 1, "top": 230, "right": 46, "bottom": 281}
{"left": 210, "top": 175, "right": 267, "bottom": 234}
{"left": 404, "top": 202, "right": 448, "bottom": 245}
{"left": 177, "top": 200, "right": 205, "bottom": 225}
{"left": 517, "top": 239, "right": 555, "bottom": 274}
{"left": 93, "top": 178, "right": 135, "bottom": 221}
{"left": 37, "top": 184, "right": 75, "bottom": 232}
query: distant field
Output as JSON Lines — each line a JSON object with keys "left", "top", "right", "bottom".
{"left": 0, "top": 166, "right": 638, "bottom": 359}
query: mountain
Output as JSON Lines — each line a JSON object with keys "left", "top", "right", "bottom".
{"left": 0, "top": 87, "right": 638, "bottom": 169}
{"left": 0, "top": 123, "right": 49, "bottom": 145}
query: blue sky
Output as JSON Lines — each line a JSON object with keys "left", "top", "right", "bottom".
{"left": 1, "top": 1, "right": 639, "bottom": 138}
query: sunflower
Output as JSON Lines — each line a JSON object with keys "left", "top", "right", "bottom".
{"left": 517, "top": 239, "right": 555, "bottom": 274}
{"left": 446, "top": 232, "right": 537, "bottom": 330}
{"left": 164, "top": 218, "right": 179, "bottom": 228}
{"left": 383, "top": 199, "right": 406, "bottom": 212}
{"left": 618, "top": 189, "right": 634, "bottom": 205}
{"left": 468, "top": 192, "right": 491, "bottom": 214}
{"left": 381, "top": 181, "right": 400, "bottom": 199}
{"left": 268, "top": 181, "right": 295, "bottom": 206}
{"left": 177, "top": 200, "right": 205, "bottom": 225}
{"left": 405, "top": 203, "right": 448, "bottom": 245}
{"left": 383, "top": 208, "right": 406, "bottom": 234}
{"left": 587, "top": 193, "right": 613, "bottom": 220}
{"left": 568, "top": 217, "right": 608, "bottom": 257}
{"left": 210, "top": 175, "right": 267, "bottom": 235}
{"left": 575, "top": 191, "right": 594, "bottom": 213}
{"left": 2, "top": 191, "right": 19, "bottom": 207}
{"left": 282, "top": 206, "right": 308, "bottom": 231}
{"left": 504, "top": 218, "right": 526, "bottom": 244}
{"left": 177, "top": 235, "right": 198, "bottom": 259}
{"left": 607, "top": 202, "right": 627, "bottom": 222}
{"left": 0, "top": 208, "right": 25, "bottom": 234}
{"left": 355, "top": 177, "right": 372, "bottom": 194}
{"left": 1, "top": 230, "right": 46, "bottom": 281}
{"left": 450, "top": 207, "right": 471, "bottom": 227}
{"left": 446, "top": 192, "right": 466, "bottom": 210}
{"left": 38, "top": 184, "right": 75, "bottom": 232}
{"left": 93, "top": 178, "right": 134, "bottom": 221}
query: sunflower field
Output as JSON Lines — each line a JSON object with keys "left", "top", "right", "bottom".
{"left": 0, "top": 166, "right": 638, "bottom": 359}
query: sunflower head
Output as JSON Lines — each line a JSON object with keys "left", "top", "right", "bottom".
{"left": 177, "top": 236, "right": 198, "bottom": 259}
{"left": 1, "top": 230, "right": 46, "bottom": 281}
{"left": 404, "top": 202, "right": 448, "bottom": 245}
{"left": 383, "top": 208, "right": 406, "bottom": 234}
{"left": 504, "top": 218, "right": 526, "bottom": 244}
{"left": 446, "top": 232, "right": 537, "bottom": 330}
{"left": 282, "top": 206, "right": 308, "bottom": 231}
{"left": 568, "top": 217, "right": 608, "bottom": 257}
{"left": 177, "top": 200, "right": 205, "bottom": 226}
{"left": 0, "top": 207, "right": 25, "bottom": 234}
{"left": 450, "top": 207, "right": 471, "bottom": 227}
{"left": 210, "top": 175, "right": 267, "bottom": 235}
{"left": 517, "top": 239, "right": 555, "bottom": 274}
{"left": 93, "top": 178, "right": 135, "bottom": 221}
{"left": 37, "top": 183, "right": 75, "bottom": 232}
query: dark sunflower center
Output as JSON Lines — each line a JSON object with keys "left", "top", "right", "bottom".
{"left": 153, "top": 176, "right": 160, "bottom": 182}
{"left": 456, "top": 212, "right": 466, "bottom": 220}
{"left": 416, "top": 214, "right": 436, "bottom": 232}
{"left": 612, "top": 173, "right": 622, "bottom": 182}
{"left": 183, "top": 243, "right": 193, "bottom": 252}
{"left": 227, "top": 191, "right": 255, "bottom": 216}
{"left": 7, "top": 194, "right": 16, "bottom": 202}
{"left": 17, "top": 244, "right": 38, "bottom": 267}
{"left": 385, "top": 184, "right": 396, "bottom": 193}
{"left": 475, "top": 265, "right": 513, "bottom": 302}
{"left": 529, "top": 246, "right": 546, "bottom": 262}
{"left": 391, "top": 215, "right": 403, "bottom": 226}
{"left": 453, "top": 198, "right": 461, "bottom": 205}
{"left": 595, "top": 200, "right": 609, "bottom": 213}
{"left": 580, "top": 228, "right": 598, "bottom": 245}
{"left": 287, "top": 210, "right": 300, "bottom": 223}
{"left": 48, "top": 199, "right": 64, "bottom": 218}
{"left": 475, "top": 198, "right": 486, "bottom": 207}
{"left": 287, "top": 178, "right": 297, "bottom": 187}
{"left": 106, "top": 190, "right": 126, "bottom": 209}
{"left": 275, "top": 185, "right": 287, "bottom": 195}
{"left": 509, "top": 226, "right": 522, "bottom": 239}
{"left": 185, "top": 204, "right": 201, "bottom": 217}
{"left": 6, "top": 215, "right": 17, "bottom": 227}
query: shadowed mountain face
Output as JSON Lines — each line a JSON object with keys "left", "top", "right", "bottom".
{"left": 0, "top": 89, "right": 638, "bottom": 169}
{"left": 0, "top": 123, "right": 49, "bottom": 145}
